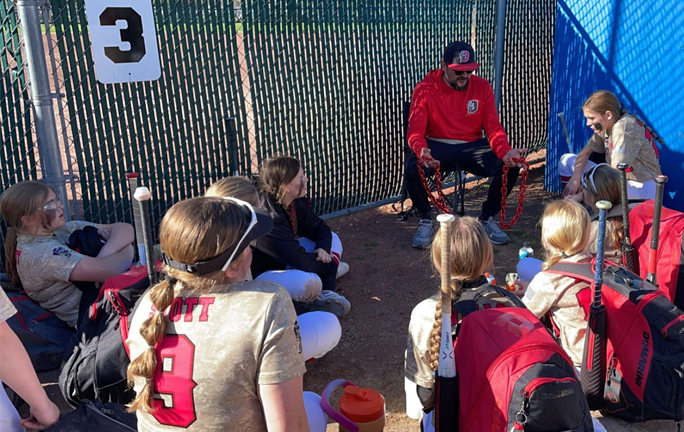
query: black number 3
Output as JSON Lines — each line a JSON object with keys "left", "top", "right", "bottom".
{"left": 99, "top": 7, "right": 146, "bottom": 63}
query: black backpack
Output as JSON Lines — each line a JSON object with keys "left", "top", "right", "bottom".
{"left": 59, "top": 265, "right": 150, "bottom": 407}
{"left": 4, "top": 290, "right": 76, "bottom": 372}
{"left": 45, "top": 399, "right": 136, "bottom": 431}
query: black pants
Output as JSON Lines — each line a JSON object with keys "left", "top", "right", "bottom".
{"left": 404, "top": 138, "right": 519, "bottom": 220}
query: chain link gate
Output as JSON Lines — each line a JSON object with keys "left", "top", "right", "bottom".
{"left": 1, "top": 0, "right": 555, "bottom": 270}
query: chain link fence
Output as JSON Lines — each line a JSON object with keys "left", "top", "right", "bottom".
{"left": 0, "top": 0, "right": 39, "bottom": 266}
{"left": 1, "top": 0, "right": 555, "bottom": 269}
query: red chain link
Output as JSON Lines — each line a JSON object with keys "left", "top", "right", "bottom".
{"left": 499, "top": 157, "right": 529, "bottom": 229}
{"left": 416, "top": 156, "right": 529, "bottom": 229}
{"left": 416, "top": 159, "right": 452, "bottom": 215}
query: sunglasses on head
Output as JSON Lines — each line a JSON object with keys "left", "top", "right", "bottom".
{"left": 163, "top": 197, "right": 257, "bottom": 275}
{"left": 581, "top": 163, "right": 610, "bottom": 200}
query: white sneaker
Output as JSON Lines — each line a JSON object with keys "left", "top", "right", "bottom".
{"left": 309, "top": 290, "right": 351, "bottom": 317}
{"left": 412, "top": 219, "right": 435, "bottom": 249}
{"left": 482, "top": 216, "right": 510, "bottom": 245}
{"left": 336, "top": 261, "right": 349, "bottom": 279}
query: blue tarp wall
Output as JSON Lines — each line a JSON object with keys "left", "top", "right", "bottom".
{"left": 546, "top": 0, "right": 684, "bottom": 211}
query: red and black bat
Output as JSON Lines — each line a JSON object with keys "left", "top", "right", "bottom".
{"left": 581, "top": 200, "right": 611, "bottom": 410}
{"left": 434, "top": 214, "right": 458, "bottom": 431}
{"left": 134, "top": 187, "right": 158, "bottom": 286}
{"left": 126, "top": 173, "right": 147, "bottom": 265}
{"left": 647, "top": 175, "right": 669, "bottom": 285}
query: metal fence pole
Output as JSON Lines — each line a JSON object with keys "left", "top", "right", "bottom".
{"left": 16, "top": 0, "right": 71, "bottom": 220}
{"left": 493, "top": 0, "right": 506, "bottom": 110}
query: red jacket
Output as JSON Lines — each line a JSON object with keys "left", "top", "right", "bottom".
{"left": 407, "top": 70, "right": 511, "bottom": 160}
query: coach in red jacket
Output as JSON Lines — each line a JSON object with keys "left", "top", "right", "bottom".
{"left": 405, "top": 41, "right": 526, "bottom": 248}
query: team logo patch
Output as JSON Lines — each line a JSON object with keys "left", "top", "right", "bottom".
{"left": 459, "top": 50, "right": 470, "bottom": 63}
{"left": 467, "top": 100, "right": 479, "bottom": 115}
{"left": 52, "top": 247, "right": 72, "bottom": 258}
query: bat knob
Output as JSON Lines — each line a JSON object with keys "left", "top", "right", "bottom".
{"left": 616, "top": 163, "right": 630, "bottom": 171}
{"left": 437, "top": 214, "right": 456, "bottom": 224}
{"left": 134, "top": 187, "right": 152, "bottom": 200}
{"left": 596, "top": 200, "right": 612, "bottom": 210}
{"left": 656, "top": 175, "right": 668, "bottom": 184}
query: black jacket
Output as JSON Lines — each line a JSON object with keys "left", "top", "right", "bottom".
{"left": 251, "top": 196, "right": 338, "bottom": 291}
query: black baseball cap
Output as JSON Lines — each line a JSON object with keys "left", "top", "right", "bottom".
{"left": 163, "top": 197, "right": 273, "bottom": 275}
{"left": 443, "top": 41, "right": 480, "bottom": 71}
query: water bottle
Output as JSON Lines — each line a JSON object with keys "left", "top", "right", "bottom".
{"left": 518, "top": 242, "right": 534, "bottom": 261}
{"left": 321, "top": 379, "right": 386, "bottom": 432}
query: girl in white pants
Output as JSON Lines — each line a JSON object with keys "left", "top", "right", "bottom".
{"left": 206, "top": 176, "right": 342, "bottom": 361}
{"left": 560, "top": 90, "right": 662, "bottom": 201}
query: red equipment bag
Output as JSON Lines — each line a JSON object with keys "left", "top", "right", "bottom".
{"left": 548, "top": 259, "right": 684, "bottom": 422}
{"left": 629, "top": 200, "right": 684, "bottom": 309}
{"left": 455, "top": 308, "right": 593, "bottom": 431}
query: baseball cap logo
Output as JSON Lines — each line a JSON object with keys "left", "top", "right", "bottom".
{"left": 459, "top": 50, "right": 470, "bottom": 63}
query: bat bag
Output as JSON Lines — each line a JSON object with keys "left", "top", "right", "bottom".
{"left": 548, "top": 259, "right": 684, "bottom": 422}
{"left": 455, "top": 308, "right": 592, "bottom": 432}
{"left": 59, "top": 265, "right": 150, "bottom": 407}
{"left": 629, "top": 200, "right": 684, "bottom": 309}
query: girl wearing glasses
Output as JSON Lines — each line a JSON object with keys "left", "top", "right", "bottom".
{"left": 206, "top": 176, "right": 341, "bottom": 362}
{"left": 0, "top": 181, "right": 134, "bottom": 327}
{"left": 127, "top": 196, "right": 325, "bottom": 432}
{"left": 561, "top": 90, "right": 662, "bottom": 200}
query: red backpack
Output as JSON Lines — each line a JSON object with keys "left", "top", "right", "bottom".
{"left": 629, "top": 200, "right": 684, "bottom": 310}
{"left": 454, "top": 308, "right": 593, "bottom": 431}
{"left": 548, "top": 259, "right": 684, "bottom": 422}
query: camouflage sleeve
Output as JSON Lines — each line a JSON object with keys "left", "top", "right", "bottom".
{"left": 405, "top": 297, "right": 439, "bottom": 389}
{"left": 257, "top": 287, "right": 306, "bottom": 385}
{"left": 25, "top": 239, "right": 87, "bottom": 283}
{"left": 522, "top": 272, "right": 562, "bottom": 318}
{"left": 0, "top": 290, "right": 17, "bottom": 322}
{"left": 66, "top": 220, "right": 97, "bottom": 232}
{"left": 609, "top": 118, "right": 641, "bottom": 167}
{"left": 586, "top": 134, "right": 605, "bottom": 153}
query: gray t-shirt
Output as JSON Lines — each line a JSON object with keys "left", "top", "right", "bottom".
{"left": 127, "top": 280, "right": 306, "bottom": 432}
{"left": 16, "top": 220, "right": 95, "bottom": 327}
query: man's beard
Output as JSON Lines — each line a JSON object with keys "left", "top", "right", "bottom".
{"left": 450, "top": 78, "right": 469, "bottom": 91}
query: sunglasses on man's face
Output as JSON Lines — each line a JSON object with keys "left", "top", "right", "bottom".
{"left": 453, "top": 70, "right": 474, "bottom": 76}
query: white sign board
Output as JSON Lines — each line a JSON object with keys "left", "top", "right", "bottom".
{"left": 84, "top": 0, "right": 161, "bottom": 84}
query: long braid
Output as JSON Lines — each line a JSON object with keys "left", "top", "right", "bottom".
{"left": 621, "top": 109, "right": 664, "bottom": 145}
{"left": 428, "top": 279, "right": 462, "bottom": 372}
{"left": 127, "top": 276, "right": 177, "bottom": 412}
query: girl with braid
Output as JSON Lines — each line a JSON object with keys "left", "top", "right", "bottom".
{"left": 561, "top": 90, "right": 662, "bottom": 200}
{"left": 126, "top": 196, "right": 327, "bottom": 432}
{"left": 404, "top": 216, "right": 523, "bottom": 431}
{"left": 250, "top": 156, "right": 350, "bottom": 317}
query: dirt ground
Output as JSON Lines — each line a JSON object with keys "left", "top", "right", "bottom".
{"left": 34, "top": 161, "right": 677, "bottom": 431}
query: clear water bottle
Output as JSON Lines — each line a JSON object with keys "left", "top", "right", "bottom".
{"left": 518, "top": 242, "right": 534, "bottom": 261}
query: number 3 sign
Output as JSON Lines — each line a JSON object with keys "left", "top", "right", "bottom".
{"left": 85, "top": 0, "right": 161, "bottom": 84}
